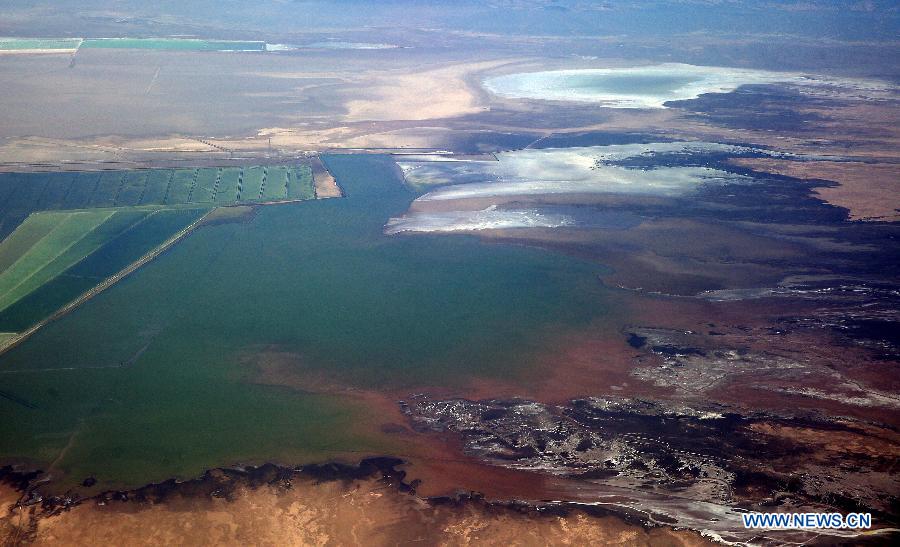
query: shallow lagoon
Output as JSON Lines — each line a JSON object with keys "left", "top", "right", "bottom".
{"left": 483, "top": 63, "right": 802, "bottom": 108}
{"left": 0, "top": 155, "right": 612, "bottom": 491}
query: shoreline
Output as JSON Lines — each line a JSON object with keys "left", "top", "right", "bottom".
{"left": 4, "top": 452, "right": 893, "bottom": 546}
{"left": 0, "top": 458, "right": 713, "bottom": 546}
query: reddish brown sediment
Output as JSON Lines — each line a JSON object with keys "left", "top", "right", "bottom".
{"left": 463, "top": 328, "right": 671, "bottom": 405}
{"left": 241, "top": 349, "right": 575, "bottom": 500}
{"left": 623, "top": 294, "right": 900, "bottom": 426}
{"left": 750, "top": 422, "right": 900, "bottom": 459}
{"left": 480, "top": 219, "right": 808, "bottom": 296}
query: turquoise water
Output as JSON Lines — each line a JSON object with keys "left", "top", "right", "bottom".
{"left": 80, "top": 38, "right": 266, "bottom": 51}
{"left": 0, "top": 38, "right": 266, "bottom": 52}
{"left": 0, "top": 38, "right": 81, "bottom": 50}
{"left": 0, "top": 155, "right": 612, "bottom": 491}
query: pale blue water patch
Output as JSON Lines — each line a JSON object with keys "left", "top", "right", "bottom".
{"left": 385, "top": 205, "right": 642, "bottom": 234}
{"left": 385, "top": 206, "right": 574, "bottom": 234}
{"left": 398, "top": 142, "right": 756, "bottom": 199}
{"left": 387, "top": 142, "right": 760, "bottom": 235}
{"left": 305, "top": 41, "right": 400, "bottom": 50}
{"left": 565, "top": 73, "right": 700, "bottom": 96}
{"left": 484, "top": 64, "right": 805, "bottom": 108}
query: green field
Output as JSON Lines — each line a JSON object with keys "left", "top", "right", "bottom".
{"left": 61, "top": 172, "right": 100, "bottom": 210}
{"left": 90, "top": 172, "right": 123, "bottom": 208}
{"left": 0, "top": 208, "right": 210, "bottom": 321}
{"left": 0, "top": 165, "right": 317, "bottom": 240}
{"left": 115, "top": 171, "right": 149, "bottom": 206}
{"left": 287, "top": 165, "right": 315, "bottom": 199}
{"left": 140, "top": 170, "right": 172, "bottom": 205}
{"left": 0, "top": 208, "right": 207, "bottom": 332}
{"left": 239, "top": 166, "right": 265, "bottom": 201}
{"left": 192, "top": 169, "right": 219, "bottom": 203}
{"left": 166, "top": 169, "right": 197, "bottom": 204}
{"left": 0, "top": 212, "right": 61, "bottom": 272}
{"left": 0, "top": 163, "right": 319, "bottom": 336}
{"left": 261, "top": 166, "right": 287, "bottom": 200}
{"left": 215, "top": 168, "right": 242, "bottom": 204}
{"left": 0, "top": 210, "right": 116, "bottom": 312}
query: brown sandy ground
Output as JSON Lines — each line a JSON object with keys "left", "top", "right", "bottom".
{"left": 311, "top": 156, "right": 342, "bottom": 198}
{"left": 0, "top": 482, "right": 28, "bottom": 546}
{"left": 341, "top": 60, "right": 508, "bottom": 122}
{"left": 0, "top": 472, "right": 710, "bottom": 547}
{"left": 0, "top": 48, "right": 894, "bottom": 223}
{"left": 621, "top": 295, "right": 900, "bottom": 424}
{"left": 729, "top": 158, "right": 900, "bottom": 221}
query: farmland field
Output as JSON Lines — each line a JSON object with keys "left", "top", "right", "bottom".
{"left": 262, "top": 166, "right": 288, "bottom": 200}
{"left": 239, "top": 166, "right": 265, "bottom": 201}
{"left": 287, "top": 165, "right": 315, "bottom": 199}
{"left": 61, "top": 172, "right": 100, "bottom": 210}
{"left": 140, "top": 170, "right": 173, "bottom": 205}
{"left": 215, "top": 168, "right": 242, "bottom": 204}
{"left": 0, "top": 213, "right": 62, "bottom": 272}
{"left": 88, "top": 172, "right": 122, "bottom": 208}
{"left": 35, "top": 172, "right": 74, "bottom": 210}
{"left": 0, "top": 207, "right": 207, "bottom": 332}
{"left": 0, "top": 210, "right": 115, "bottom": 313}
{"left": 0, "top": 163, "right": 322, "bottom": 341}
{"left": 0, "top": 165, "right": 318, "bottom": 239}
{"left": 166, "top": 169, "right": 197, "bottom": 204}
{"left": 192, "top": 168, "right": 219, "bottom": 203}
{"left": 115, "top": 171, "right": 150, "bottom": 206}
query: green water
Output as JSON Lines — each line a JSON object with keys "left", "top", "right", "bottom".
{"left": 0, "top": 155, "right": 611, "bottom": 491}
{"left": 0, "top": 38, "right": 266, "bottom": 52}
{"left": 80, "top": 38, "right": 266, "bottom": 51}
{"left": 0, "top": 38, "right": 81, "bottom": 50}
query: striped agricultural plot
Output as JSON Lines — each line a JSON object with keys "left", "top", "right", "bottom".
{"left": 0, "top": 207, "right": 207, "bottom": 334}
{"left": 240, "top": 166, "right": 265, "bottom": 201}
{"left": 0, "top": 161, "right": 329, "bottom": 343}
{"left": 0, "top": 210, "right": 117, "bottom": 312}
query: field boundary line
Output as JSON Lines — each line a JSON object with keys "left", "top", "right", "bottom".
{"left": 0, "top": 208, "right": 214, "bottom": 358}
{"left": 0, "top": 211, "right": 114, "bottom": 311}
